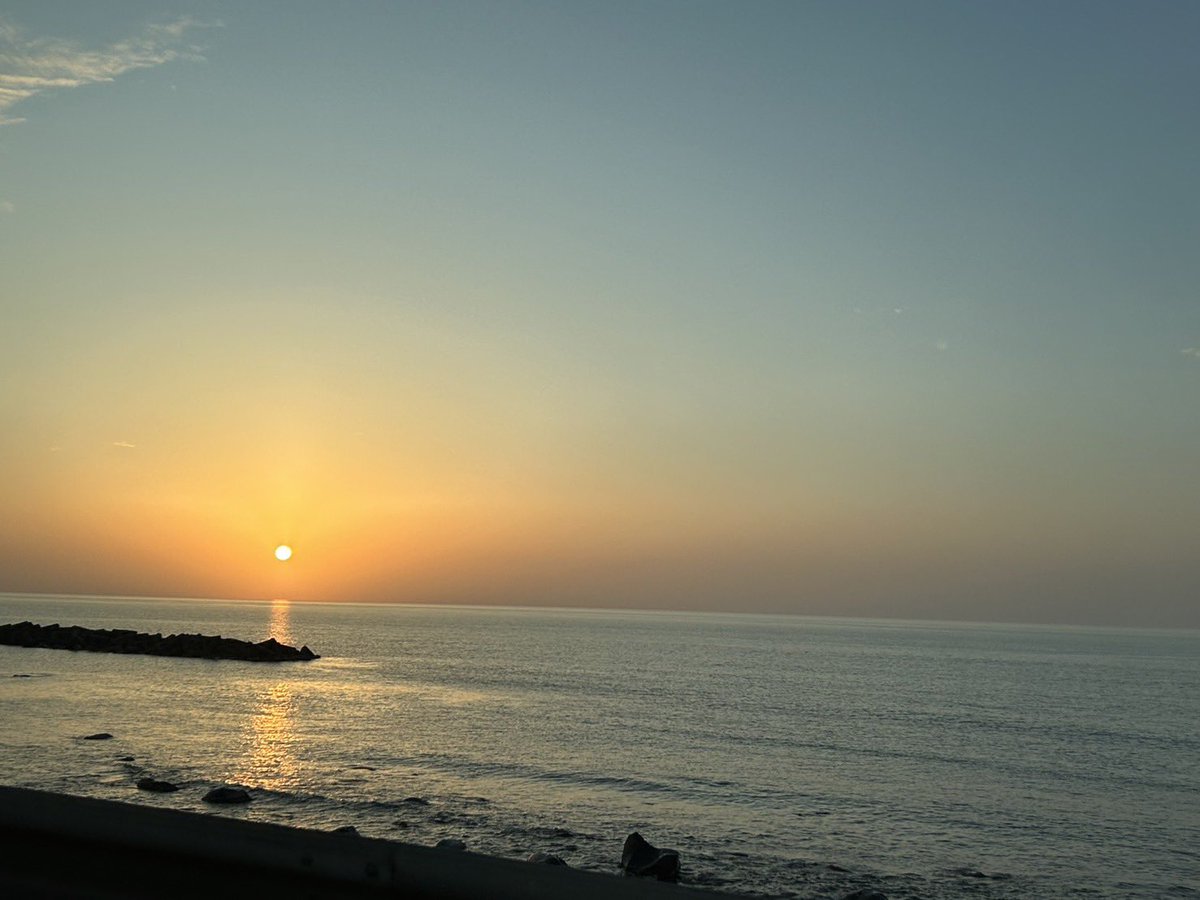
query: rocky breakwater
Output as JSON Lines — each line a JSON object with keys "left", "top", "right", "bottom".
{"left": 0, "top": 622, "right": 319, "bottom": 662}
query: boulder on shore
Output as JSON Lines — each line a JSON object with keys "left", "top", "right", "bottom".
{"left": 621, "top": 832, "right": 680, "bottom": 882}
{"left": 0, "top": 621, "right": 319, "bottom": 662}
{"left": 203, "top": 787, "right": 251, "bottom": 804}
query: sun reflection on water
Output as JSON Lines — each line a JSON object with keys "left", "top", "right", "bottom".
{"left": 268, "top": 598, "right": 294, "bottom": 646}
{"left": 234, "top": 680, "right": 302, "bottom": 791}
{"left": 232, "top": 600, "right": 302, "bottom": 791}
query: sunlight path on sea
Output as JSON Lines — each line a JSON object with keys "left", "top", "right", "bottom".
{"left": 230, "top": 599, "right": 302, "bottom": 791}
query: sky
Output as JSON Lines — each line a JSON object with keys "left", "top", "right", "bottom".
{"left": 1, "top": 1, "right": 1197, "bottom": 626}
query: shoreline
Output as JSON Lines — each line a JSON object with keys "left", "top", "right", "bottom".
{"left": 0, "top": 786, "right": 746, "bottom": 899}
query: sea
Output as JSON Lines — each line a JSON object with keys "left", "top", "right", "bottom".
{"left": 1, "top": 594, "right": 1197, "bottom": 899}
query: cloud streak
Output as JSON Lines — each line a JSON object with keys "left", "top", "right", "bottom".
{"left": 0, "top": 16, "right": 205, "bottom": 125}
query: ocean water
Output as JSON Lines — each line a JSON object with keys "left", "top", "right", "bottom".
{"left": 1, "top": 595, "right": 1196, "bottom": 899}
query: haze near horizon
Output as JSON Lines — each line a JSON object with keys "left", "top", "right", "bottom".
{"left": 1, "top": 2, "right": 1197, "bottom": 627}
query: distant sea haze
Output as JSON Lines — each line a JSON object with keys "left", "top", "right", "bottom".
{"left": 1, "top": 595, "right": 1197, "bottom": 898}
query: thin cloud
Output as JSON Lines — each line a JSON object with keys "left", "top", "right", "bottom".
{"left": 0, "top": 16, "right": 207, "bottom": 125}
{"left": 1181, "top": 348, "right": 1200, "bottom": 358}
{"left": 0, "top": 199, "right": 13, "bottom": 213}
{"left": 112, "top": 441, "right": 136, "bottom": 449}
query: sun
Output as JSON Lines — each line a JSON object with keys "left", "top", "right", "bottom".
{"left": 274, "top": 544, "right": 293, "bottom": 562}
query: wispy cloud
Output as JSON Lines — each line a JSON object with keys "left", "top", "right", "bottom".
{"left": 1182, "top": 348, "right": 1200, "bottom": 358}
{"left": 0, "top": 199, "right": 13, "bottom": 214}
{"left": 112, "top": 441, "right": 136, "bottom": 449}
{"left": 0, "top": 16, "right": 207, "bottom": 125}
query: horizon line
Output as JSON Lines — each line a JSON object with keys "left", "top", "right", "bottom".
{"left": 1, "top": 589, "right": 1196, "bottom": 635}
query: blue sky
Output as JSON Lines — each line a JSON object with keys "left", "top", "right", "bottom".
{"left": 1, "top": 2, "right": 1197, "bottom": 625}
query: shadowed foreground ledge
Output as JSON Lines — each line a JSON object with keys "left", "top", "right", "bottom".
{"left": 0, "top": 787, "right": 746, "bottom": 899}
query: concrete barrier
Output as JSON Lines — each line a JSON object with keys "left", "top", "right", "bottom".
{"left": 0, "top": 786, "right": 745, "bottom": 899}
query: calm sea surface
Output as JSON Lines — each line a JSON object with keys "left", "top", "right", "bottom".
{"left": 1, "top": 594, "right": 1196, "bottom": 898}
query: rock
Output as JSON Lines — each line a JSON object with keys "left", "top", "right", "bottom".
{"left": 842, "top": 891, "right": 888, "bottom": 900}
{"left": 0, "top": 621, "right": 319, "bottom": 663}
{"left": 527, "top": 852, "right": 568, "bottom": 866}
{"left": 621, "top": 832, "right": 680, "bottom": 882}
{"left": 136, "top": 778, "right": 179, "bottom": 793}
{"left": 436, "top": 838, "right": 466, "bottom": 851}
{"left": 402, "top": 796, "right": 430, "bottom": 806}
{"left": 83, "top": 733, "right": 114, "bottom": 740}
{"left": 117, "top": 756, "right": 136, "bottom": 762}
{"left": 333, "top": 825, "right": 359, "bottom": 835}
{"left": 203, "top": 787, "right": 251, "bottom": 804}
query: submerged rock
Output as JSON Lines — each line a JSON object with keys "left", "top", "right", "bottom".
{"left": 136, "top": 778, "right": 179, "bottom": 793}
{"left": 621, "top": 832, "right": 680, "bottom": 882}
{"left": 333, "top": 825, "right": 360, "bottom": 836}
{"left": 527, "top": 852, "right": 568, "bottom": 866}
{"left": 842, "top": 891, "right": 888, "bottom": 900}
{"left": 950, "top": 867, "right": 1011, "bottom": 880}
{"left": 203, "top": 787, "right": 251, "bottom": 804}
{"left": 401, "top": 796, "right": 430, "bottom": 806}
{"left": 0, "top": 621, "right": 319, "bottom": 662}
{"left": 83, "top": 733, "right": 114, "bottom": 741}
{"left": 436, "top": 838, "right": 467, "bottom": 851}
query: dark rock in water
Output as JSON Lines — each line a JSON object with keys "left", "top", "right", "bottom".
{"left": 842, "top": 891, "right": 888, "bottom": 900}
{"left": 12, "top": 673, "right": 32, "bottom": 678}
{"left": 137, "top": 778, "right": 179, "bottom": 793}
{"left": 402, "top": 796, "right": 430, "bottom": 806}
{"left": 621, "top": 832, "right": 680, "bottom": 882}
{"left": 203, "top": 787, "right": 251, "bottom": 804}
{"left": 436, "top": 839, "right": 466, "bottom": 851}
{"left": 333, "top": 825, "right": 360, "bottom": 835}
{"left": 83, "top": 733, "right": 114, "bottom": 741}
{"left": 0, "top": 621, "right": 320, "bottom": 663}
{"left": 527, "top": 852, "right": 568, "bottom": 866}
{"left": 117, "top": 756, "right": 136, "bottom": 762}
{"left": 950, "top": 868, "right": 1011, "bottom": 881}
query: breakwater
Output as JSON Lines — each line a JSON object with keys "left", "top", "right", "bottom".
{"left": 0, "top": 621, "right": 319, "bottom": 662}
